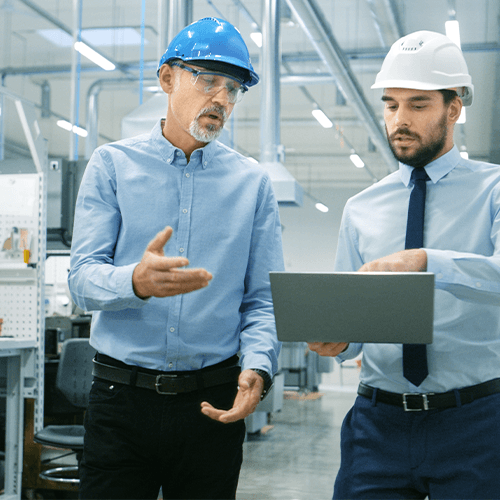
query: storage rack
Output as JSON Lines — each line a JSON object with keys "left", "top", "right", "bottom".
{"left": 0, "top": 87, "right": 47, "bottom": 500}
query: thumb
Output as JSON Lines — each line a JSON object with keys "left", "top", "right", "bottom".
{"left": 146, "top": 226, "right": 173, "bottom": 255}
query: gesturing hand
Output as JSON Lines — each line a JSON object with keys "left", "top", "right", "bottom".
{"left": 132, "top": 226, "right": 212, "bottom": 299}
{"left": 200, "top": 369, "right": 264, "bottom": 423}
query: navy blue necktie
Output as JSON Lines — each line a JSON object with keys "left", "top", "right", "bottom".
{"left": 403, "top": 168, "right": 430, "bottom": 386}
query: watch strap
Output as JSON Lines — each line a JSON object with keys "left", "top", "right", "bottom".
{"left": 250, "top": 368, "right": 273, "bottom": 401}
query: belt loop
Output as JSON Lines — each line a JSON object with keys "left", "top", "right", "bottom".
{"left": 371, "top": 387, "right": 378, "bottom": 407}
{"left": 129, "top": 366, "right": 139, "bottom": 387}
{"left": 453, "top": 389, "right": 462, "bottom": 408}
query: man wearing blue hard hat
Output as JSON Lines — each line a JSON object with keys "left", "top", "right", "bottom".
{"left": 70, "top": 17, "right": 284, "bottom": 500}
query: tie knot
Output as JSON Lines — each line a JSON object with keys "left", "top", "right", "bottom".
{"left": 411, "top": 168, "right": 430, "bottom": 182}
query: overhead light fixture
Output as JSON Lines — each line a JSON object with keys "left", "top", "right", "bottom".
{"left": 57, "top": 119, "right": 88, "bottom": 138}
{"left": 312, "top": 109, "right": 333, "bottom": 129}
{"left": 304, "top": 191, "right": 329, "bottom": 213}
{"left": 74, "top": 41, "right": 115, "bottom": 71}
{"left": 460, "top": 150, "right": 469, "bottom": 159}
{"left": 315, "top": 202, "right": 329, "bottom": 213}
{"left": 457, "top": 108, "right": 466, "bottom": 124}
{"left": 38, "top": 27, "right": 147, "bottom": 48}
{"left": 445, "top": 20, "right": 461, "bottom": 48}
{"left": 250, "top": 32, "right": 263, "bottom": 48}
{"left": 349, "top": 152, "right": 365, "bottom": 169}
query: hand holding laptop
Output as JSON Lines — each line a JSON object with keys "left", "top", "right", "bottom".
{"left": 308, "top": 342, "right": 348, "bottom": 357}
{"left": 358, "top": 249, "right": 427, "bottom": 273}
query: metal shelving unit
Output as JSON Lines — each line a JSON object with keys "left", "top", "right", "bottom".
{"left": 0, "top": 87, "right": 47, "bottom": 499}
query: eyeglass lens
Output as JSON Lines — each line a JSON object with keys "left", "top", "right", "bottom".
{"left": 192, "top": 73, "right": 244, "bottom": 103}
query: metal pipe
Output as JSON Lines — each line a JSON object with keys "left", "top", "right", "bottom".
{"left": 69, "top": 0, "right": 81, "bottom": 161}
{"left": 85, "top": 78, "right": 157, "bottom": 159}
{"left": 284, "top": 0, "right": 398, "bottom": 173}
{"left": 2, "top": 42, "right": 498, "bottom": 78}
{"left": 168, "top": 0, "right": 190, "bottom": 42}
{"left": 260, "top": 0, "right": 281, "bottom": 163}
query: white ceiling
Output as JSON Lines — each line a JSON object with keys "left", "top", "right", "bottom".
{"left": 1, "top": 0, "right": 500, "bottom": 193}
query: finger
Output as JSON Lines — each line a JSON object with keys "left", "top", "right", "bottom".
{"left": 150, "top": 278, "right": 211, "bottom": 297}
{"left": 307, "top": 342, "right": 325, "bottom": 352}
{"left": 200, "top": 402, "right": 227, "bottom": 422}
{"left": 152, "top": 266, "right": 213, "bottom": 284}
{"left": 200, "top": 402, "right": 247, "bottom": 424}
{"left": 146, "top": 226, "right": 173, "bottom": 255}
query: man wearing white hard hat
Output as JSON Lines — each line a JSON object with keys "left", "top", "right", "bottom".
{"left": 69, "top": 17, "right": 283, "bottom": 499}
{"left": 310, "top": 31, "right": 500, "bottom": 498}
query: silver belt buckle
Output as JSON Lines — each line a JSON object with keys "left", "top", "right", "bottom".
{"left": 402, "top": 393, "right": 433, "bottom": 411}
{"left": 155, "top": 374, "right": 178, "bottom": 395}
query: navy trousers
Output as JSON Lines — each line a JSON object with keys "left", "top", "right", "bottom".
{"left": 333, "top": 389, "right": 500, "bottom": 499}
{"left": 79, "top": 362, "right": 245, "bottom": 500}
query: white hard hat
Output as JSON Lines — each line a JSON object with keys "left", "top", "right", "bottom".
{"left": 372, "top": 30, "right": 474, "bottom": 106}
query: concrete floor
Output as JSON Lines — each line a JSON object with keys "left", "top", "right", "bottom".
{"left": 236, "top": 390, "right": 357, "bottom": 500}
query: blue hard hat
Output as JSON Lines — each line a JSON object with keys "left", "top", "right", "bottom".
{"left": 157, "top": 17, "right": 259, "bottom": 87}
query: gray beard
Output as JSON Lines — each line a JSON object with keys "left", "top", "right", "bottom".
{"left": 189, "top": 106, "right": 227, "bottom": 143}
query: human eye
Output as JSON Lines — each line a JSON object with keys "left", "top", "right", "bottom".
{"left": 199, "top": 75, "right": 217, "bottom": 90}
{"left": 226, "top": 82, "right": 240, "bottom": 97}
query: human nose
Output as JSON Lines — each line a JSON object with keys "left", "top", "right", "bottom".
{"left": 211, "top": 86, "right": 233, "bottom": 106}
{"left": 394, "top": 106, "right": 411, "bottom": 127}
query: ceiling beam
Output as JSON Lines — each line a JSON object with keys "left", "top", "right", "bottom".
{"left": 284, "top": 0, "right": 398, "bottom": 173}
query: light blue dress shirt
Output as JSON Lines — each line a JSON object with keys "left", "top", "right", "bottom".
{"left": 68, "top": 119, "right": 284, "bottom": 375}
{"left": 335, "top": 146, "right": 500, "bottom": 393}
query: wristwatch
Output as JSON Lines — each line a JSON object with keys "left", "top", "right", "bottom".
{"left": 250, "top": 368, "right": 273, "bottom": 401}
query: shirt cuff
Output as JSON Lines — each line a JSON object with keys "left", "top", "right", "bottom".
{"left": 116, "top": 262, "right": 151, "bottom": 308}
{"left": 425, "top": 248, "right": 450, "bottom": 289}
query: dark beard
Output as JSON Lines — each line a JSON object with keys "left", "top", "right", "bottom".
{"left": 386, "top": 114, "right": 447, "bottom": 169}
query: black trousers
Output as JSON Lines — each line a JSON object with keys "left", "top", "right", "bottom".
{"left": 79, "top": 356, "right": 246, "bottom": 500}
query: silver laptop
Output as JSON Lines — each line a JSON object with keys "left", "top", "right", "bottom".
{"left": 269, "top": 272, "right": 434, "bottom": 344}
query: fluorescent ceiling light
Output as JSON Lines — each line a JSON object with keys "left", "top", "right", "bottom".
{"left": 144, "top": 86, "right": 162, "bottom": 93}
{"left": 460, "top": 151, "right": 469, "bottom": 159}
{"left": 349, "top": 153, "right": 365, "bottom": 169}
{"left": 312, "top": 109, "right": 333, "bottom": 128}
{"left": 250, "top": 32, "right": 263, "bottom": 48}
{"left": 57, "top": 119, "right": 88, "bottom": 138}
{"left": 457, "top": 107, "right": 466, "bottom": 124}
{"left": 38, "top": 27, "right": 147, "bottom": 47}
{"left": 57, "top": 119, "right": 72, "bottom": 131}
{"left": 248, "top": 157, "right": 259, "bottom": 164}
{"left": 315, "top": 202, "right": 329, "bottom": 213}
{"left": 74, "top": 41, "right": 116, "bottom": 71}
{"left": 445, "top": 20, "right": 461, "bottom": 48}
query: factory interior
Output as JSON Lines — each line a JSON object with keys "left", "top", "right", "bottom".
{"left": 0, "top": 0, "right": 499, "bottom": 498}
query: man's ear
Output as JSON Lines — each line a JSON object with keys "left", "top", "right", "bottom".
{"left": 159, "top": 64, "right": 175, "bottom": 94}
{"left": 448, "top": 96, "right": 463, "bottom": 125}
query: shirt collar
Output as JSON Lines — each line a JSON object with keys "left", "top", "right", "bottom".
{"left": 152, "top": 118, "right": 217, "bottom": 169}
{"left": 399, "top": 145, "right": 461, "bottom": 187}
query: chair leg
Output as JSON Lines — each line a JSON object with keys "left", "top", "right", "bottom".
{"left": 39, "top": 465, "right": 79, "bottom": 484}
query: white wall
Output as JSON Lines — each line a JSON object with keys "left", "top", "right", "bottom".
{"left": 279, "top": 186, "right": 365, "bottom": 272}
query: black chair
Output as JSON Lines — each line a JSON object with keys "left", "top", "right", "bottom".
{"left": 34, "top": 338, "right": 96, "bottom": 484}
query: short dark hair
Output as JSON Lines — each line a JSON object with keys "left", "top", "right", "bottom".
{"left": 438, "top": 89, "right": 459, "bottom": 105}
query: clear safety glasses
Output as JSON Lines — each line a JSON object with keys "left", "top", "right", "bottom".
{"left": 171, "top": 62, "right": 247, "bottom": 104}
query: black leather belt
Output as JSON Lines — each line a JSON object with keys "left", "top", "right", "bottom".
{"left": 358, "top": 378, "right": 500, "bottom": 412}
{"left": 92, "top": 358, "right": 240, "bottom": 395}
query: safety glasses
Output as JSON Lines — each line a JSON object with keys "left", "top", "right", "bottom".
{"left": 171, "top": 62, "right": 247, "bottom": 104}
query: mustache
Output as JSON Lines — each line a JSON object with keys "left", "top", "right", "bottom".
{"left": 196, "top": 105, "right": 228, "bottom": 122}
{"left": 389, "top": 128, "right": 421, "bottom": 141}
